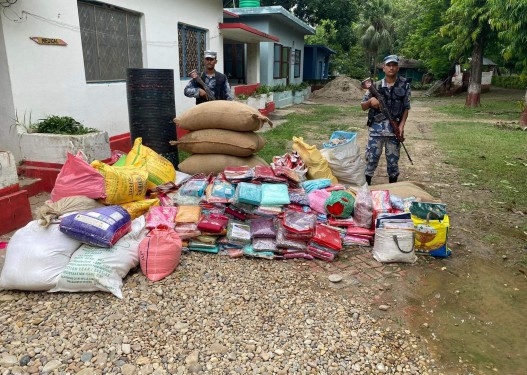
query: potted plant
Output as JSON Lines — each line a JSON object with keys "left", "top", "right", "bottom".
{"left": 16, "top": 114, "right": 111, "bottom": 164}
{"left": 235, "top": 93, "right": 249, "bottom": 105}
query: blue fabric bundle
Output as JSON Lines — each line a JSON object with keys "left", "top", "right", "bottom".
{"left": 301, "top": 178, "right": 332, "bottom": 193}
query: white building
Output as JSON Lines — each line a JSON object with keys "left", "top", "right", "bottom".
{"left": 0, "top": 0, "right": 226, "bottom": 161}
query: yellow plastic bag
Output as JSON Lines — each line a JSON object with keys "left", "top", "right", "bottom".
{"left": 91, "top": 161, "right": 148, "bottom": 205}
{"left": 121, "top": 198, "right": 160, "bottom": 220}
{"left": 412, "top": 214, "right": 451, "bottom": 257}
{"left": 292, "top": 137, "right": 337, "bottom": 183}
{"left": 125, "top": 138, "right": 176, "bottom": 190}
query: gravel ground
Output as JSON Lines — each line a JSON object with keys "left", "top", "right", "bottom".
{"left": 0, "top": 252, "right": 437, "bottom": 375}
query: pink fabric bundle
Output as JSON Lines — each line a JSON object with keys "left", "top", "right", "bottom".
{"left": 146, "top": 206, "right": 178, "bottom": 229}
{"left": 139, "top": 228, "right": 182, "bottom": 282}
{"left": 308, "top": 189, "right": 331, "bottom": 214}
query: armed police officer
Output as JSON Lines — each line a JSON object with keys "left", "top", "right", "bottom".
{"left": 361, "top": 54, "right": 411, "bottom": 185}
{"left": 184, "top": 50, "right": 233, "bottom": 105}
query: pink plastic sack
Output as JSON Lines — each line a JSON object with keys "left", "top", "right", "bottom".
{"left": 51, "top": 152, "right": 106, "bottom": 202}
{"left": 139, "top": 228, "right": 182, "bottom": 282}
{"left": 145, "top": 206, "right": 178, "bottom": 229}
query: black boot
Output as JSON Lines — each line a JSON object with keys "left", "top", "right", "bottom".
{"left": 365, "top": 175, "right": 372, "bottom": 185}
{"left": 389, "top": 176, "right": 398, "bottom": 183}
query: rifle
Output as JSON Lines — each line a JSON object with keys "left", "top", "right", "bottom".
{"left": 361, "top": 78, "right": 414, "bottom": 165}
{"left": 189, "top": 69, "right": 216, "bottom": 101}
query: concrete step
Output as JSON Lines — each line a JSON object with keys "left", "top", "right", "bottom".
{"left": 19, "top": 176, "right": 43, "bottom": 198}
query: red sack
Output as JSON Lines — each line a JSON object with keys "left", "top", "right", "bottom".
{"left": 139, "top": 228, "right": 182, "bottom": 282}
{"left": 51, "top": 152, "right": 106, "bottom": 202}
{"left": 312, "top": 224, "right": 342, "bottom": 251}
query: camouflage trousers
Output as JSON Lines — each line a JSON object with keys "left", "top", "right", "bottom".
{"left": 364, "top": 134, "right": 401, "bottom": 179}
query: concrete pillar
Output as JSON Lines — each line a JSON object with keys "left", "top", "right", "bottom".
{"left": 246, "top": 43, "right": 260, "bottom": 85}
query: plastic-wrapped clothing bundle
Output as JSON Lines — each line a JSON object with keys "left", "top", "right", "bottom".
{"left": 226, "top": 221, "right": 252, "bottom": 245}
{"left": 301, "top": 179, "right": 332, "bottom": 193}
{"left": 233, "top": 182, "right": 262, "bottom": 206}
{"left": 250, "top": 218, "right": 277, "bottom": 238}
{"left": 260, "top": 184, "right": 290, "bottom": 206}
{"left": 252, "top": 238, "right": 279, "bottom": 252}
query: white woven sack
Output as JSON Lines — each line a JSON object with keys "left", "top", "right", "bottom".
{"left": 49, "top": 216, "right": 147, "bottom": 299}
{"left": 320, "top": 139, "right": 367, "bottom": 189}
{"left": 372, "top": 228, "right": 417, "bottom": 263}
{"left": 0, "top": 220, "right": 82, "bottom": 291}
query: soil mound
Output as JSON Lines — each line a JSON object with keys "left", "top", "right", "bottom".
{"left": 311, "top": 76, "right": 365, "bottom": 103}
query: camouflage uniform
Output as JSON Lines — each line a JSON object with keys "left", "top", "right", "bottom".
{"left": 362, "top": 77, "right": 411, "bottom": 180}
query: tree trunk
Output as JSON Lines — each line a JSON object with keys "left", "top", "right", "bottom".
{"left": 521, "top": 90, "right": 527, "bottom": 130}
{"left": 465, "top": 33, "right": 484, "bottom": 107}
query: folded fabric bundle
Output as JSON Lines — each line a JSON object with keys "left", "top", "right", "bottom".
{"left": 301, "top": 178, "right": 332, "bottom": 193}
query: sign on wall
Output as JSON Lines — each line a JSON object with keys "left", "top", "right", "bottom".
{"left": 30, "top": 37, "right": 67, "bottom": 46}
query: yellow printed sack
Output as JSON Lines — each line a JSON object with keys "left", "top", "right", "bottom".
{"left": 121, "top": 198, "right": 160, "bottom": 220}
{"left": 412, "top": 214, "right": 451, "bottom": 257}
{"left": 292, "top": 137, "right": 337, "bottom": 183}
{"left": 91, "top": 161, "right": 148, "bottom": 205}
{"left": 125, "top": 138, "right": 176, "bottom": 190}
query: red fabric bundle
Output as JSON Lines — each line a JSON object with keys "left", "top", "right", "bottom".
{"left": 311, "top": 225, "right": 342, "bottom": 251}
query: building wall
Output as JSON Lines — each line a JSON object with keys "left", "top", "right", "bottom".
{"left": 0, "top": 16, "right": 19, "bottom": 160}
{"left": 234, "top": 15, "right": 307, "bottom": 87}
{"left": 0, "top": 0, "right": 224, "bottom": 161}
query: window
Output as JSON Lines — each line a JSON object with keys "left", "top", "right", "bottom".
{"left": 178, "top": 24, "right": 206, "bottom": 78}
{"left": 225, "top": 43, "right": 245, "bottom": 83}
{"left": 281, "top": 46, "right": 290, "bottom": 80}
{"left": 273, "top": 44, "right": 281, "bottom": 79}
{"left": 273, "top": 44, "right": 291, "bottom": 79}
{"left": 78, "top": 1, "right": 143, "bottom": 82}
{"left": 294, "top": 49, "right": 301, "bottom": 78}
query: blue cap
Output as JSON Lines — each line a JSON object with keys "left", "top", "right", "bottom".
{"left": 383, "top": 55, "right": 399, "bottom": 64}
{"left": 204, "top": 50, "right": 217, "bottom": 59}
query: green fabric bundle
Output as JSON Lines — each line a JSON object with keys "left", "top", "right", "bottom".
{"left": 325, "top": 190, "right": 355, "bottom": 218}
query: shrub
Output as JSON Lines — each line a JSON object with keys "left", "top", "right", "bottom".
{"left": 31, "top": 116, "right": 98, "bottom": 135}
{"left": 255, "top": 84, "right": 270, "bottom": 95}
{"left": 492, "top": 75, "right": 527, "bottom": 90}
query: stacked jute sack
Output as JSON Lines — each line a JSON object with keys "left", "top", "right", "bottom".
{"left": 173, "top": 101, "right": 272, "bottom": 174}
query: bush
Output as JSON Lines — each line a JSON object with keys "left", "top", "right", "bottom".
{"left": 492, "top": 75, "right": 527, "bottom": 90}
{"left": 31, "top": 116, "right": 98, "bottom": 135}
{"left": 270, "top": 84, "right": 287, "bottom": 93}
{"left": 255, "top": 84, "right": 270, "bottom": 95}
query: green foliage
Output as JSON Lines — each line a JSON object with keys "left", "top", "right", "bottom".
{"left": 270, "top": 84, "right": 288, "bottom": 93}
{"left": 31, "top": 116, "right": 98, "bottom": 135}
{"left": 492, "top": 75, "right": 527, "bottom": 90}
{"left": 236, "top": 94, "right": 249, "bottom": 100}
{"left": 255, "top": 84, "right": 270, "bottom": 95}
{"left": 399, "top": 0, "right": 452, "bottom": 79}
{"left": 487, "top": 0, "right": 527, "bottom": 72}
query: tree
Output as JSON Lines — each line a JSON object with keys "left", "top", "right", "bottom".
{"left": 487, "top": 0, "right": 527, "bottom": 127}
{"left": 441, "top": 0, "right": 493, "bottom": 107}
{"left": 355, "top": 0, "right": 394, "bottom": 77}
{"left": 261, "top": 0, "right": 360, "bottom": 51}
{"left": 306, "top": 20, "right": 368, "bottom": 78}
{"left": 399, "top": 0, "right": 452, "bottom": 79}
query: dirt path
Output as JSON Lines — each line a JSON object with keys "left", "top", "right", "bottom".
{"left": 303, "top": 94, "right": 527, "bottom": 375}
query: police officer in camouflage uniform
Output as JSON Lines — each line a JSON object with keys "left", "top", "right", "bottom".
{"left": 361, "top": 55, "right": 411, "bottom": 185}
{"left": 184, "top": 50, "right": 233, "bottom": 105}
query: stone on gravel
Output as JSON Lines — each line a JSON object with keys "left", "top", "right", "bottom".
{"left": 42, "top": 359, "right": 62, "bottom": 372}
{"left": 379, "top": 304, "right": 390, "bottom": 311}
{"left": 328, "top": 274, "right": 343, "bottom": 283}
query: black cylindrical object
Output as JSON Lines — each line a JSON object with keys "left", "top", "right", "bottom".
{"left": 126, "top": 68, "right": 178, "bottom": 167}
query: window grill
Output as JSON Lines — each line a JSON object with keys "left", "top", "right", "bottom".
{"left": 178, "top": 24, "right": 206, "bottom": 78}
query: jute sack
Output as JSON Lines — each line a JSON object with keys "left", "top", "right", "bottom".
{"left": 173, "top": 129, "right": 266, "bottom": 157}
{"left": 178, "top": 154, "right": 269, "bottom": 175}
{"left": 174, "top": 101, "right": 273, "bottom": 131}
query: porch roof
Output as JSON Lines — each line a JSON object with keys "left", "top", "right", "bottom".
{"left": 219, "top": 23, "right": 279, "bottom": 43}
{"left": 224, "top": 6, "right": 315, "bottom": 35}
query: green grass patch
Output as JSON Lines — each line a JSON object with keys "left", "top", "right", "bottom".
{"left": 433, "top": 120, "right": 527, "bottom": 211}
{"left": 257, "top": 105, "right": 360, "bottom": 163}
{"left": 435, "top": 102, "right": 522, "bottom": 121}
